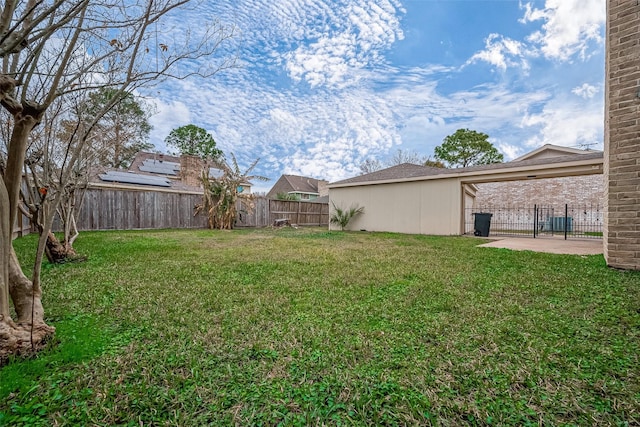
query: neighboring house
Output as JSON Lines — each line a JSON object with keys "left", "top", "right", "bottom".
{"left": 266, "top": 174, "right": 329, "bottom": 200}
{"left": 96, "top": 151, "right": 252, "bottom": 193}
{"left": 77, "top": 152, "right": 254, "bottom": 231}
{"left": 328, "top": 146, "right": 603, "bottom": 235}
{"left": 473, "top": 145, "right": 603, "bottom": 209}
{"left": 512, "top": 144, "right": 592, "bottom": 161}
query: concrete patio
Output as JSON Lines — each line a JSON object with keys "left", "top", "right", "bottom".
{"left": 476, "top": 236, "right": 603, "bottom": 255}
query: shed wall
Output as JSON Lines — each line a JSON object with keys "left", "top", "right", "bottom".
{"left": 329, "top": 179, "right": 462, "bottom": 235}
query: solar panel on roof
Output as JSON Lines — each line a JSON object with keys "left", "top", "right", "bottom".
{"left": 99, "top": 171, "right": 172, "bottom": 187}
{"left": 140, "top": 159, "right": 180, "bottom": 175}
{"left": 142, "top": 159, "right": 180, "bottom": 170}
{"left": 209, "top": 168, "right": 224, "bottom": 178}
{"left": 139, "top": 165, "right": 178, "bottom": 175}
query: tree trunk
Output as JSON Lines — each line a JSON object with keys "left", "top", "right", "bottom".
{"left": 0, "top": 317, "right": 33, "bottom": 363}
{"left": 1, "top": 96, "right": 54, "bottom": 360}
{"left": 5, "top": 110, "right": 39, "bottom": 230}
{"left": 8, "top": 248, "right": 48, "bottom": 328}
{"left": 0, "top": 173, "right": 19, "bottom": 360}
{"left": 0, "top": 177, "right": 40, "bottom": 362}
{"left": 46, "top": 231, "right": 78, "bottom": 263}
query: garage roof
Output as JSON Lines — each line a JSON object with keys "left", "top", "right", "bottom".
{"left": 330, "top": 151, "right": 604, "bottom": 188}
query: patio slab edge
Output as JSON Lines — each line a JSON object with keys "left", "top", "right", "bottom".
{"left": 475, "top": 237, "right": 603, "bottom": 255}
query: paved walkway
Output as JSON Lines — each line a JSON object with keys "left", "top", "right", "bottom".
{"left": 476, "top": 236, "right": 603, "bottom": 255}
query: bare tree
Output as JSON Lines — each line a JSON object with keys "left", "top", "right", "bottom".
{"left": 21, "top": 89, "right": 154, "bottom": 265}
{"left": 359, "top": 158, "right": 383, "bottom": 175}
{"left": 359, "top": 149, "right": 427, "bottom": 175}
{"left": 388, "top": 149, "right": 427, "bottom": 166}
{"left": 19, "top": 94, "right": 95, "bottom": 264}
{"left": 0, "top": 0, "right": 235, "bottom": 360}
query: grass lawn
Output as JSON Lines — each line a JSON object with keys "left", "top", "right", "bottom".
{"left": 1, "top": 228, "right": 639, "bottom": 426}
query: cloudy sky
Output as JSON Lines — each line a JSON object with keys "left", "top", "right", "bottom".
{"left": 146, "top": 0, "right": 605, "bottom": 192}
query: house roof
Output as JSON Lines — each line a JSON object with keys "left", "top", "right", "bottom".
{"left": 93, "top": 151, "right": 252, "bottom": 192}
{"left": 98, "top": 170, "right": 173, "bottom": 187}
{"left": 129, "top": 152, "right": 230, "bottom": 180}
{"left": 266, "top": 174, "right": 328, "bottom": 198}
{"left": 310, "top": 195, "right": 329, "bottom": 204}
{"left": 284, "top": 175, "right": 325, "bottom": 193}
{"left": 329, "top": 151, "right": 604, "bottom": 187}
{"left": 512, "top": 144, "right": 595, "bottom": 161}
{"left": 91, "top": 168, "right": 203, "bottom": 193}
{"left": 128, "top": 152, "right": 182, "bottom": 175}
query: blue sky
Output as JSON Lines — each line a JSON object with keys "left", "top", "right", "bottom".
{"left": 146, "top": 0, "right": 605, "bottom": 192}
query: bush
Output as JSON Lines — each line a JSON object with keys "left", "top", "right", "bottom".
{"left": 330, "top": 202, "right": 364, "bottom": 231}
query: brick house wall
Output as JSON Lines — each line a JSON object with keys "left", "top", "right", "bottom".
{"left": 474, "top": 175, "right": 604, "bottom": 209}
{"left": 317, "top": 180, "right": 329, "bottom": 197}
{"left": 179, "top": 155, "right": 205, "bottom": 188}
{"left": 605, "top": 0, "right": 640, "bottom": 270}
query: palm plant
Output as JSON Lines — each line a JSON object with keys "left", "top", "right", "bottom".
{"left": 330, "top": 202, "right": 364, "bottom": 231}
{"left": 198, "top": 153, "right": 269, "bottom": 229}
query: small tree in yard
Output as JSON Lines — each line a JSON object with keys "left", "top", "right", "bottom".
{"left": 330, "top": 203, "right": 364, "bottom": 231}
{"left": 18, "top": 89, "right": 153, "bottom": 266}
{"left": 0, "top": 0, "right": 236, "bottom": 360}
{"left": 434, "top": 128, "right": 504, "bottom": 168}
{"left": 198, "top": 154, "right": 268, "bottom": 230}
{"left": 19, "top": 98, "right": 92, "bottom": 265}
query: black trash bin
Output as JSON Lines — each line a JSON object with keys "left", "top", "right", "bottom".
{"left": 473, "top": 212, "right": 493, "bottom": 237}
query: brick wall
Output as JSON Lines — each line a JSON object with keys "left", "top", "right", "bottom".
{"left": 605, "top": 0, "right": 640, "bottom": 270}
{"left": 317, "top": 180, "right": 329, "bottom": 197}
{"left": 474, "top": 175, "right": 603, "bottom": 209}
{"left": 180, "top": 155, "right": 205, "bottom": 188}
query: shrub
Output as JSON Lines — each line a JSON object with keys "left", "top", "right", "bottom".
{"left": 330, "top": 202, "right": 364, "bottom": 231}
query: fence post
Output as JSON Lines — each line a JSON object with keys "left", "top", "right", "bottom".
{"left": 533, "top": 204, "right": 537, "bottom": 239}
{"left": 564, "top": 204, "right": 568, "bottom": 240}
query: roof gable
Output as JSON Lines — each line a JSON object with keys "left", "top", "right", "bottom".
{"left": 267, "top": 174, "right": 327, "bottom": 198}
{"left": 513, "top": 144, "right": 596, "bottom": 162}
{"left": 284, "top": 175, "right": 322, "bottom": 193}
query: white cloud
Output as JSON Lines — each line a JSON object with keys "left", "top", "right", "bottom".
{"left": 572, "top": 83, "right": 599, "bottom": 99}
{"left": 139, "top": 0, "right": 605, "bottom": 188}
{"left": 468, "top": 1, "right": 604, "bottom": 71}
{"left": 520, "top": 0, "right": 605, "bottom": 61}
{"left": 467, "top": 33, "right": 529, "bottom": 71}
{"left": 280, "top": 0, "right": 405, "bottom": 88}
{"left": 496, "top": 142, "right": 523, "bottom": 161}
{"left": 520, "top": 97, "right": 603, "bottom": 149}
{"left": 148, "top": 99, "right": 192, "bottom": 151}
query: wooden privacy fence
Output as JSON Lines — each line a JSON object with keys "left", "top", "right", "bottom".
{"left": 40, "top": 189, "right": 329, "bottom": 231}
{"left": 76, "top": 188, "right": 208, "bottom": 230}
{"left": 235, "top": 198, "right": 330, "bottom": 228}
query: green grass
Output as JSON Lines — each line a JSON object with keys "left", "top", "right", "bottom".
{"left": 1, "top": 228, "right": 639, "bottom": 426}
